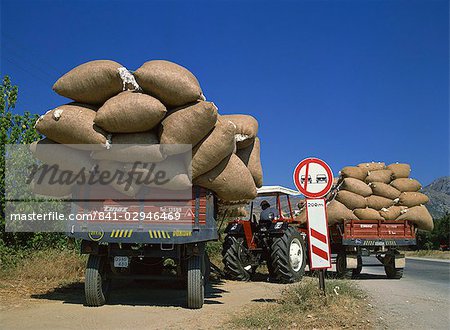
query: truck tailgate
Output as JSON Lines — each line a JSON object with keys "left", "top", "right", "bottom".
{"left": 338, "top": 220, "right": 416, "bottom": 247}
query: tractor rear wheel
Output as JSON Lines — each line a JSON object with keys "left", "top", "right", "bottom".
{"left": 85, "top": 254, "right": 110, "bottom": 307}
{"left": 222, "top": 236, "right": 251, "bottom": 281}
{"left": 269, "top": 227, "right": 306, "bottom": 283}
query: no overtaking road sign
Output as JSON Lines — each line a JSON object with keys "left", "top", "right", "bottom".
{"left": 293, "top": 157, "right": 333, "bottom": 198}
{"left": 293, "top": 157, "right": 333, "bottom": 292}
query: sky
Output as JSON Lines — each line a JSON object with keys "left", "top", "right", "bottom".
{"left": 1, "top": 0, "right": 448, "bottom": 188}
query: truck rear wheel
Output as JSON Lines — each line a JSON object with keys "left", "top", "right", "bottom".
{"left": 222, "top": 236, "right": 251, "bottom": 281}
{"left": 352, "top": 255, "right": 363, "bottom": 277}
{"left": 384, "top": 253, "right": 404, "bottom": 279}
{"left": 270, "top": 227, "right": 306, "bottom": 283}
{"left": 85, "top": 254, "right": 110, "bottom": 307}
{"left": 187, "top": 254, "right": 204, "bottom": 309}
{"left": 336, "top": 252, "right": 353, "bottom": 279}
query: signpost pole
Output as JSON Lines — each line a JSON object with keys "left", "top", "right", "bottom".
{"left": 318, "top": 269, "right": 326, "bottom": 295}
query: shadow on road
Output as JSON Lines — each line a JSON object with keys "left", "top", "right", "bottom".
{"left": 351, "top": 273, "right": 390, "bottom": 280}
{"left": 305, "top": 270, "right": 389, "bottom": 280}
{"left": 30, "top": 279, "right": 228, "bottom": 308}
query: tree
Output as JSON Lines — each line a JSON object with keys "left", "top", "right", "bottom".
{"left": 434, "top": 213, "right": 450, "bottom": 249}
{"left": 0, "top": 76, "right": 44, "bottom": 249}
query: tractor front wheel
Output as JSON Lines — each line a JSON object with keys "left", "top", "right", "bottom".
{"left": 222, "top": 236, "right": 252, "bottom": 281}
{"left": 269, "top": 227, "right": 306, "bottom": 283}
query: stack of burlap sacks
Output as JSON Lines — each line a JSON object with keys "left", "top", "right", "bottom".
{"left": 325, "top": 162, "right": 433, "bottom": 231}
{"left": 31, "top": 60, "right": 262, "bottom": 202}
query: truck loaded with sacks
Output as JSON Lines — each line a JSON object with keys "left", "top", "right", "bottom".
{"left": 295, "top": 162, "right": 433, "bottom": 279}
{"left": 30, "top": 60, "right": 262, "bottom": 309}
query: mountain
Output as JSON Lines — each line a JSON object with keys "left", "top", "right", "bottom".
{"left": 422, "top": 177, "right": 450, "bottom": 219}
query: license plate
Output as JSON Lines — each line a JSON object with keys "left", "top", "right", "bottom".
{"left": 114, "top": 256, "right": 129, "bottom": 268}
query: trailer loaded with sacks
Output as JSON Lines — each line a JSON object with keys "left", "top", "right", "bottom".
{"left": 31, "top": 59, "right": 263, "bottom": 308}
{"left": 296, "top": 161, "right": 432, "bottom": 279}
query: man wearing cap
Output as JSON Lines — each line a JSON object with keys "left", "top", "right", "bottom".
{"left": 259, "top": 200, "right": 279, "bottom": 223}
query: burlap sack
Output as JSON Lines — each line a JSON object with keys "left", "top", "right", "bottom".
{"left": 221, "top": 114, "right": 258, "bottom": 149}
{"left": 30, "top": 138, "right": 94, "bottom": 173}
{"left": 122, "top": 154, "right": 192, "bottom": 191}
{"left": 365, "top": 169, "right": 393, "bottom": 184}
{"left": 391, "top": 178, "right": 422, "bottom": 192}
{"left": 96, "top": 161, "right": 142, "bottom": 197}
{"left": 326, "top": 200, "right": 358, "bottom": 225}
{"left": 53, "top": 60, "right": 134, "bottom": 104}
{"left": 35, "top": 103, "right": 108, "bottom": 149}
{"left": 369, "top": 182, "right": 401, "bottom": 199}
{"left": 134, "top": 60, "right": 203, "bottom": 108}
{"left": 92, "top": 131, "right": 165, "bottom": 163}
{"left": 236, "top": 137, "right": 263, "bottom": 188}
{"left": 379, "top": 206, "right": 407, "bottom": 220}
{"left": 194, "top": 154, "right": 257, "bottom": 201}
{"left": 30, "top": 167, "right": 75, "bottom": 198}
{"left": 339, "top": 166, "right": 367, "bottom": 181}
{"left": 191, "top": 117, "right": 236, "bottom": 179}
{"left": 354, "top": 208, "right": 384, "bottom": 221}
{"left": 95, "top": 91, "right": 166, "bottom": 133}
{"left": 335, "top": 190, "right": 367, "bottom": 210}
{"left": 396, "top": 205, "right": 434, "bottom": 231}
{"left": 358, "top": 162, "right": 385, "bottom": 174}
{"left": 159, "top": 101, "right": 218, "bottom": 155}
{"left": 396, "top": 192, "right": 429, "bottom": 207}
{"left": 340, "top": 178, "right": 372, "bottom": 197}
{"left": 386, "top": 163, "right": 411, "bottom": 179}
{"left": 366, "top": 195, "right": 394, "bottom": 210}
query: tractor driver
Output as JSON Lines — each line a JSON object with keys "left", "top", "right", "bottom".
{"left": 259, "top": 200, "right": 279, "bottom": 223}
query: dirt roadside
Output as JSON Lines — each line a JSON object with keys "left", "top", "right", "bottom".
{"left": 0, "top": 279, "right": 284, "bottom": 330}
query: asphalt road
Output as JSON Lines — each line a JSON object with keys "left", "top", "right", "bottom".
{"left": 354, "top": 256, "right": 450, "bottom": 330}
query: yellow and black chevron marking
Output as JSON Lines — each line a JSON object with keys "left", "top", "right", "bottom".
{"left": 110, "top": 229, "right": 133, "bottom": 238}
{"left": 148, "top": 230, "right": 171, "bottom": 239}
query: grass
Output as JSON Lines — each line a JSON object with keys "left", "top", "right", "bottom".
{"left": 404, "top": 250, "right": 450, "bottom": 260}
{"left": 228, "top": 277, "right": 372, "bottom": 329}
{"left": 0, "top": 249, "right": 86, "bottom": 305}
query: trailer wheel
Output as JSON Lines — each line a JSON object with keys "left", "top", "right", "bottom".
{"left": 222, "top": 236, "right": 251, "bottom": 281}
{"left": 187, "top": 254, "right": 204, "bottom": 309}
{"left": 352, "top": 255, "right": 363, "bottom": 277}
{"left": 384, "top": 254, "right": 403, "bottom": 279}
{"left": 336, "top": 252, "right": 352, "bottom": 279}
{"left": 270, "top": 227, "right": 306, "bottom": 283}
{"left": 85, "top": 254, "right": 110, "bottom": 307}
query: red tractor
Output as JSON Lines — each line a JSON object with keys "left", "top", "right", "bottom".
{"left": 222, "top": 186, "right": 308, "bottom": 283}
